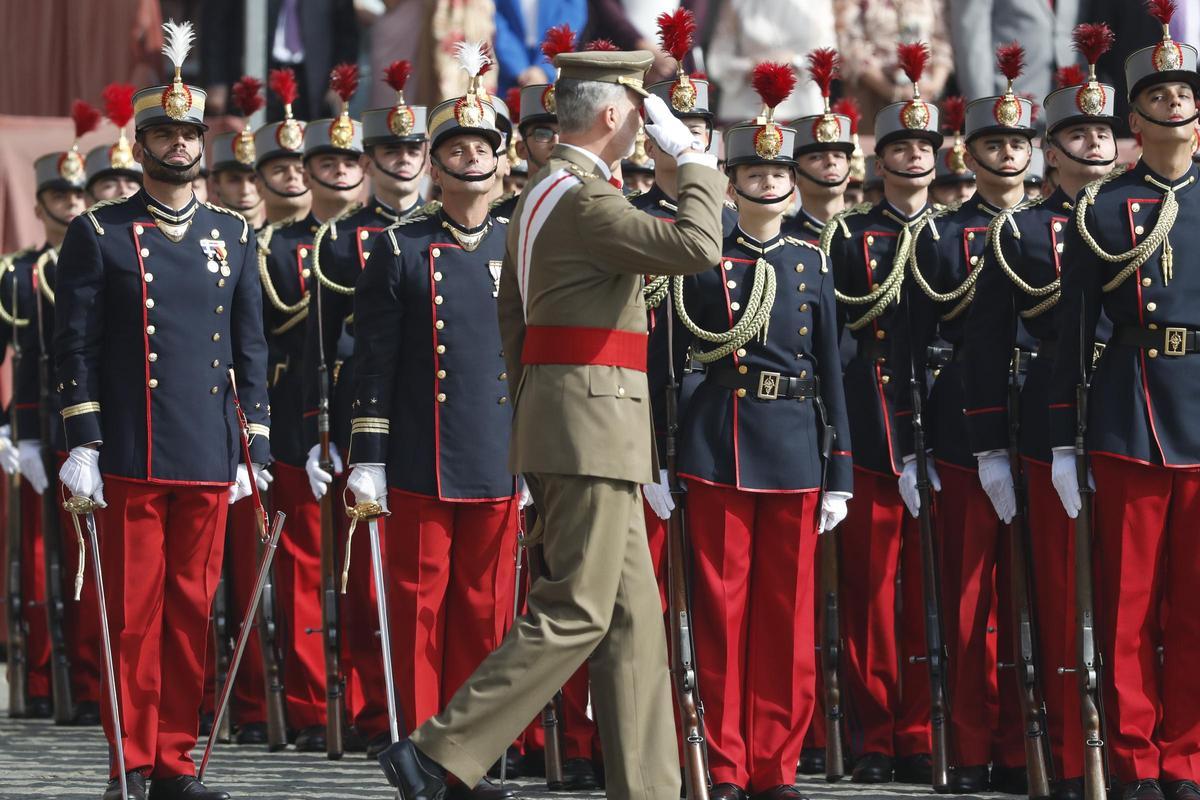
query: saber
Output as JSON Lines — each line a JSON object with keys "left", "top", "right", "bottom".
{"left": 199, "top": 511, "right": 286, "bottom": 781}
{"left": 63, "top": 495, "right": 128, "bottom": 800}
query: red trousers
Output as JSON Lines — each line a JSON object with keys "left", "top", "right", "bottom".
{"left": 687, "top": 481, "right": 820, "bottom": 791}
{"left": 935, "top": 461, "right": 1023, "bottom": 769}
{"left": 801, "top": 535, "right": 832, "bottom": 752}
{"left": 223, "top": 496, "right": 268, "bottom": 726}
{"left": 270, "top": 462, "right": 326, "bottom": 730}
{"left": 644, "top": 500, "right": 668, "bottom": 612}
{"left": 98, "top": 476, "right": 228, "bottom": 779}
{"left": 1091, "top": 455, "right": 1200, "bottom": 783}
{"left": 1024, "top": 458, "right": 1084, "bottom": 781}
{"left": 838, "top": 466, "right": 930, "bottom": 758}
{"left": 56, "top": 452, "right": 102, "bottom": 707}
{"left": 353, "top": 490, "right": 518, "bottom": 740}
{"left": 17, "top": 477, "right": 51, "bottom": 700}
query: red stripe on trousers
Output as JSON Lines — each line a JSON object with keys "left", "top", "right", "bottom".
{"left": 1091, "top": 455, "right": 1200, "bottom": 783}
{"left": 837, "top": 466, "right": 930, "bottom": 758}
{"left": 687, "top": 481, "right": 820, "bottom": 791}
{"left": 97, "top": 476, "right": 228, "bottom": 779}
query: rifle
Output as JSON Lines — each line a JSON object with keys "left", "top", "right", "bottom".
{"left": 1065, "top": 314, "right": 1108, "bottom": 800}
{"left": 812, "top": 389, "right": 844, "bottom": 783}
{"left": 5, "top": 263, "right": 28, "bottom": 718}
{"left": 255, "top": 484, "right": 289, "bottom": 751}
{"left": 34, "top": 257, "right": 73, "bottom": 724}
{"left": 522, "top": 530, "right": 566, "bottom": 788}
{"left": 314, "top": 279, "right": 346, "bottom": 759}
{"left": 1006, "top": 349, "right": 1053, "bottom": 799}
{"left": 211, "top": 551, "right": 233, "bottom": 743}
{"left": 663, "top": 291, "right": 711, "bottom": 800}
{"left": 906, "top": 323, "right": 951, "bottom": 793}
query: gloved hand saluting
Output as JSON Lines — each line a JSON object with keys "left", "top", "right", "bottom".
{"left": 643, "top": 94, "right": 702, "bottom": 159}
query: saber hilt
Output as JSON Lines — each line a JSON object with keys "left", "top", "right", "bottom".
{"left": 341, "top": 500, "right": 389, "bottom": 594}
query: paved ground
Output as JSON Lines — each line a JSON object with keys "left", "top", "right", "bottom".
{"left": 0, "top": 668, "right": 1005, "bottom": 800}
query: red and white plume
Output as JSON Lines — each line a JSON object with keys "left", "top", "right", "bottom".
{"left": 751, "top": 61, "right": 796, "bottom": 122}
{"left": 384, "top": 60, "right": 412, "bottom": 104}
{"left": 1073, "top": 22, "right": 1115, "bottom": 82}
{"left": 657, "top": 8, "right": 696, "bottom": 67}
{"left": 269, "top": 68, "right": 299, "bottom": 116}
{"left": 941, "top": 95, "right": 966, "bottom": 134}
{"left": 541, "top": 24, "right": 576, "bottom": 64}
{"left": 71, "top": 100, "right": 101, "bottom": 144}
{"left": 1055, "top": 64, "right": 1087, "bottom": 88}
{"left": 996, "top": 42, "right": 1025, "bottom": 93}
{"left": 807, "top": 48, "right": 840, "bottom": 113}
{"left": 101, "top": 83, "right": 135, "bottom": 130}
{"left": 232, "top": 76, "right": 264, "bottom": 118}
{"left": 897, "top": 42, "right": 931, "bottom": 96}
{"left": 832, "top": 97, "right": 862, "bottom": 135}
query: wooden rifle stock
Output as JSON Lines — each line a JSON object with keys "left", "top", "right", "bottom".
{"left": 5, "top": 267, "right": 28, "bottom": 717}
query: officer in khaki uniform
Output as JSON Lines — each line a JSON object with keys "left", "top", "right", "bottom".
{"left": 375, "top": 49, "right": 727, "bottom": 800}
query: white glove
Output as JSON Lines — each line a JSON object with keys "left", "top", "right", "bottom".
{"left": 977, "top": 452, "right": 1016, "bottom": 524}
{"left": 517, "top": 476, "right": 534, "bottom": 510}
{"left": 1051, "top": 448, "right": 1093, "bottom": 519}
{"left": 305, "top": 442, "right": 343, "bottom": 501}
{"left": 347, "top": 464, "right": 389, "bottom": 512}
{"left": 898, "top": 454, "right": 942, "bottom": 518}
{"left": 643, "top": 94, "right": 701, "bottom": 159}
{"left": 59, "top": 446, "right": 104, "bottom": 507}
{"left": 642, "top": 468, "right": 676, "bottom": 521}
{"left": 229, "top": 463, "right": 255, "bottom": 505}
{"left": 18, "top": 440, "right": 48, "bottom": 495}
{"left": 0, "top": 425, "right": 19, "bottom": 476}
{"left": 255, "top": 466, "right": 273, "bottom": 492}
{"left": 818, "top": 491, "right": 851, "bottom": 533}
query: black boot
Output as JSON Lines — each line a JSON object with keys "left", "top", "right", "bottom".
{"left": 1124, "top": 780, "right": 1167, "bottom": 800}
{"left": 797, "top": 748, "right": 825, "bottom": 777}
{"left": 1167, "top": 782, "right": 1200, "bottom": 800}
{"left": 147, "top": 775, "right": 231, "bottom": 800}
{"left": 378, "top": 738, "right": 449, "bottom": 800}
{"left": 559, "top": 757, "right": 600, "bottom": 791}
{"left": 850, "top": 752, "right": 893, "bottom": 784}
{"left": 367, "top": 733, "right": 392, "bottom": 760}
{"left": 74, "top": 701, "right": 102, "bottom": 726}
{"left": 294, "top": 725, "right": 327, "bottom": 752}
{"left": 487, "top": 746, "right": 524, "bottom": 780}
{"left": 709, "top": 784, "right": 748, "bottom": 800}
{"left": 950, "top": 765, "right": 990, "bottom": 794}
{"left": 447, "top": 777, "right": 516, "bottom": 800}
{"left": 991, "top": 765, "right": 1030, "bottom": 795}
{"left": 28, "top": 695, "right": 53, "bottom": 719}
{"left": 234, "top": 722, "right": 267, "bottom": 745}
{"left": 752, "top": 786, "right": 810, "bottom": 800}
{"left": 894, "top": 753, "right": 933, "bottom": 785}
{"left": 1054, "top": 778, "right": 1084, "bottom": 800}
{"left": 103, "top": 771, "right": 147, "bottom": 800}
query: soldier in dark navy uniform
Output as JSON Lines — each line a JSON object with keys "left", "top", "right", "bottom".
{"left": 822, "top": 42, "right": 940, "bottom": 786}
{"left": 929, "top": 96, "right": 977, "bottom": 208}
{"left": 962, "top": 26, "right": 1119, "bottom": 800}
{"left": 85, "top": 83, "right": 143, "bottom": 204}
{"left": 345, "top": 44, "right": 518, "bottom": 800}
{"left": 256, "top": 69, "right": 311, "bottom": 226}
{"left": 53, "top": 20, "right": 270, "bottom": 800}
{"left": 1048, "top": 8, "right": 1200, "bottom": 800}
{"left": 256, "top": 64, "right": 365, "bottom": 754}
{"left": 669, "top": 63, "right": 851, "bottom": 800}
{"left": 301, "top": 61, "right": 429, "bottom": 760}
{"left": 208, "top": 77, "right": 267, "bottom": 232}
{"left": 900, "top": 43, "right": 1037, "bottom": 795}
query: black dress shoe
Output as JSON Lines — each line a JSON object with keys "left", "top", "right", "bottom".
{"left": 797, "top": 748, "right": 825, "bottom": 776}
{"left": 74, "top": 701, "right": 102, "bottom": 726}
{"left": 1168, "top": 781, "right": 1200, "bottom": 800}
{"left": 1124, "top": 780, "right": 1166, "bottom": 800}
{"left": 851, "top": 752, "right": 894, "bottom": 784}
{"left": 752, "top": 786, "right": 809, "bottom": 800}
{"left": 894, "top": 753, "right": 933, "bottom": 785}
{"left": 487, "top": 746, "right": 524, "bottom": 780}
{"left": 294, "top": 725, "right": 327, "bottom": 752}
{"left": 709, "top": 783, "right": 748, "bottom": 800}
{"left": 1053, "top": 778, "right": 1084, "bottom": 800}
{"left": 104, "top": 771, "right": 148, "bottom": 800}
{"left": 950, "top": 765, "right": 990, "bottom": 794}
{"left": 28, "top": 695, "right": 53, "bottom": 718}
{"left": 555, "top": 757, "right": 599, "bottom": 791}
{"left": 520, "top": 749, "right": 546, "bottom": 778}
{"left": 379, "top": 738, "right": 449, "bottom": 800}
{"left": 147, "top": 775, "right": 231, "bottom": 800}
{"left": 234, "top": 722, "right": 267, "bottom": 745}
{"left": 447, "top": 777, "right": 516, "bottom": 800}
{"left": 991, "top": 765, "right": 1030, "bottom": 795}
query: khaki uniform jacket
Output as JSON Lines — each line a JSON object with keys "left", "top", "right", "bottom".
{"left": 497, "top": 144, "right": 727, "bottom": 485}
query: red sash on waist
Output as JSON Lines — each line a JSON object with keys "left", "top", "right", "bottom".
{"left": 521, "top": 325, "right": 648, "bottom": 372}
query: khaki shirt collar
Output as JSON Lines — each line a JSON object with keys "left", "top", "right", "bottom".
{"left": 555, "top": 143, "right": 613, "bottom": 180}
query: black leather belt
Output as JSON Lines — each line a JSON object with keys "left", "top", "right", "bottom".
{"left": 710, "top": 364, "right": 818, "bottom": 400}
{"left": 1112, "top": 325, "right": 1200, "bottom": 356}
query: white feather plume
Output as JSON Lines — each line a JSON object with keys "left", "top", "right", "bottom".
{"left": 454, "top": 40, "right": 491, "bottom": 79}
{"left": 162, "top": 19, "right": 195, "bottom": 70}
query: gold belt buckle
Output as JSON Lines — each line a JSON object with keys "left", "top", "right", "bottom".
{"left": 757, "top": 371, "right": 781, "bottom": 400}
{"left": 1164, "top": 327, "right": 1188, "bottom": 357}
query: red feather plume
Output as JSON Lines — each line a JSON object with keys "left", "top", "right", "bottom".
{"left": 269, "top": 68, "right": 299, "bottom": 106}
{"left": 657, "top": 8, "right": 696, "bottom": 62}
{"left": 101, "top": 83, "right": 135, "bottom": 128}
{"left": 479, "top": 42, "right": 494, "bottom": 76}
{"left": 330, "top": 63, "right": 359, "bottom": 102}
{"left": 505, "top": 87, "right": 521, "bottom": 119}
{"left": 1073, "top": 23, "right": 1116, "bottom": 64}
{"left": 384, "top": 60, "right": 412, "bottom": 92}
{"left": 586, "top": 38, "right": 619, "bottom": 51}
{"left": 751, "top": 62, "right": 796, "bottom": 110}
{"left": 232, "top": 76, "right": 264, "bottom": 117}
{"left": 542, "top": 25, "right": 576, "bottom": 62}
{"left": 1056, "top": 64, "right": 1088, "bottom": 88}
{"left": 897, "top": 42, "right": 931, "bottom": 85}
{"left": 940, "top": 95, "right": 966, "bottom": 133}
{"left": 71, "top": 100, "right": 101, "bottom": 140}
{"left": 997, "top": 43, "right": 1025, "bottom": 81}
{"left": 832, "top": 97, "right": 862, "bottom": 134}
{"left": 806, "top": 48, "right": 840, "bottom": 98}
{"left": 1146, "top": 0, "right": 1177, "bottom": 26}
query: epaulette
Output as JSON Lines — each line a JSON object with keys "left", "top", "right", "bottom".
{"left": 204, "top": 202, "right": 250, "bottom": 243}
{"left": 565, "top": 164, "right": 594, "bottom": 182}
{"left": 819, "top": 202, "right": 871, "bottom": 255}
{"left": 83, "top": 195, "right": 132, "bottom": 236}
{"left": 324, "top": 202, "right": 365, "bottom": 242}
{"left": 384, "top": 214, "right": 432, "bottom": 255}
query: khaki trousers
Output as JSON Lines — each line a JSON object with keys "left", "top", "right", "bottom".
{"left": 410, "top": 473, "right": 679, "bottom": 800}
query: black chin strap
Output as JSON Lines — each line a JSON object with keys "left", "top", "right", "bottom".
{"left": 966, "top": 144, "right": 1032, "bottom": 179}
{"left": 431, "top": 155, "right": 496, "bottom": 183}
{"left": 143, "top": 147, "right": 203, "bottom": 176}
{"left": 37, "top": 199, "right": 74, "bottom": 229}
{"left": 308, "top": 174, "right": 366, "bottom": 193}
{"left": 882, "top": 164, "right": 935, "bottom": 180}
{"left": 1045, "top": 136, "right": 1117, "bottom": 167}
{"left": 254, "top": 168, "right": 310, "bottom": 199}
{"left": 371, "top": 152, "right": 426, "bottom": 183}
{"left": 1134, "top": 105, "right": 1200, "bottom": 128}
{"left": 732, "top": 186, "right": 792, "bottom": 206}
{"left": 797, "top": 168, "right": 849, "bottom": 188}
